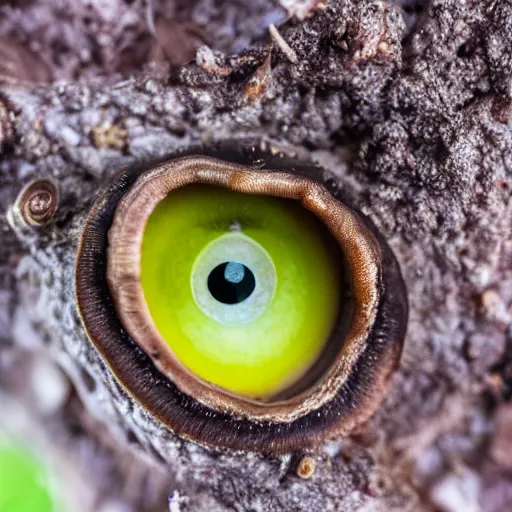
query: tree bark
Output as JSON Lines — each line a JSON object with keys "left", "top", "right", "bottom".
{"left": 0, "top": 0, "right": 511, "bottom": 511}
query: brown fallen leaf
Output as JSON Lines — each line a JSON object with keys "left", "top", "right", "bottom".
{"left": 149, "top": 17, "right": 208, "bottom": 68}
{"left": 0, "top": 36, "right": 52, "bottom": 83}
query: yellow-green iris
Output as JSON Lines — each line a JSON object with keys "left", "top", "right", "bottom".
{"left": 141, "top": 184, "right": 340, "bottom": 398}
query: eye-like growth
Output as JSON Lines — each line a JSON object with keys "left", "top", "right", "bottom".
{"left": 76, "top": 147, "right": 407, "bottom": 454}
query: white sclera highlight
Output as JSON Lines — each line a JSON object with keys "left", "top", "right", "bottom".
{"left": 191, "top": 232, "right": 277, "bottom": 324}
{"left": 224, "top": 262, "right": 245, "bottom": 283}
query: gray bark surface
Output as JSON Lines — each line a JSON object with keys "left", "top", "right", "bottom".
{"left": 0, "top": 0, "right": 511, "bottom": 511}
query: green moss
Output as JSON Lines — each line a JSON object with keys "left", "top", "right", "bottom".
{"left": 0, "top": 441, "right": 58, "bottom": 512}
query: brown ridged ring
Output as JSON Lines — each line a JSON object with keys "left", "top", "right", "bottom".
{"left": 76, "top": 147, "right": 407, "bottom": 453}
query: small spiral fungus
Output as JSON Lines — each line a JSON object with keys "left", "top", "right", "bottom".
{"left": 76, "top": 146, "right": 408, "bottom": 453}
{"left": 13, "top": 178, "right": 59, "bottom": 228}
{"left": 296, "top": 456, "right": 316, "bottom": 479}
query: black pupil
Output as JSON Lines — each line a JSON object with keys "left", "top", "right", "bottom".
{"left": 207, "top": 262, "right": 256, "bottom": 305}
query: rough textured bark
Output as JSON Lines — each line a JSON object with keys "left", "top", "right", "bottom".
{"left": 0, "top": 0, "right": 511, "bottom": 511}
